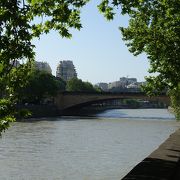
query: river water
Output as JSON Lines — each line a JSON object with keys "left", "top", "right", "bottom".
{"left": 0, "top": 109, "right": 179, "bottom": 180}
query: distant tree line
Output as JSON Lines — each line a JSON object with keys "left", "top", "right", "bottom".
{"left": 66, "top": 78, "right": 101, "bottom": 93}
{"left": 18, "top": 70, "right": 101, "bottom": 105}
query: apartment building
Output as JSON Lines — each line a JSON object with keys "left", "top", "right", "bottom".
{"left": 56, "top": 60, "right": 77, "bottom": 81}
{"left": 34, "top": 61, "right": 52, "bottom": 74}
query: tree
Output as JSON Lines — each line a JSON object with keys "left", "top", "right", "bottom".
{"left": 55, "top": 77, "right": 67, "bottom": 92}
{"left": 19, "top": 70, "right": 65, "bottom": 104}
{"left": 170, "top": 84, "right": 180, "bottom": 119}
{"left": 98, "top": 0, "right": 180, "bottom": 119}
{"left": 0, "top": 0, "right": 89, "bottom": 135}
{"left": 66, "top": 78, "right": 97, "bottom": 92}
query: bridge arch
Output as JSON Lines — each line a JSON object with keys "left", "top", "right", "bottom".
{"left": 54, "top": 92, "right": 170, "bottom": 111}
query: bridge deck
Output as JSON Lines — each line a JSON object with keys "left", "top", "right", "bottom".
{"left": 55, "top": 92, "right": 170, "bottom": 110}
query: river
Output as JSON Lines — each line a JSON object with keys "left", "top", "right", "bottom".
{"left": 0, "top": 109, "right": 179, "bottom": 180}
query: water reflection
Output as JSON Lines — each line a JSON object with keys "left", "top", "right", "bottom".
{"left": 96, "top": 109, "right": 175, "bottom": 120}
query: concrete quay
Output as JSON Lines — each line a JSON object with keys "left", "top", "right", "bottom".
{"left": 122, "top": 128, "right": 180, "bottom": 179}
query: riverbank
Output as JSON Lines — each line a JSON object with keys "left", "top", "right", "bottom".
{"left": 16, "top": 104, "right": 169, "bottom": 120}
{"left": 122, "top": 128, "right": 180, "bottom": 179}
{"left": 16, "top": 104, "right": 61, "bottom": 119}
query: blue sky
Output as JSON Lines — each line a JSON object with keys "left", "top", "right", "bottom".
{"left": 33, "top": 0, "right": 150, "bottom": 84}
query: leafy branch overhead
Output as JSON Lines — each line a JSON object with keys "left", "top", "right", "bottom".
{"left": 0, "top": 0, "right": 89, "bottom": 135}
{"left": 28, "top": 0, "right": 90, "bottom": 38}
{"left": 98, "top": 0, "right": 180, "bottom": 119}
{"left": 98, "top": 0, "right": 180, "bottom": 92}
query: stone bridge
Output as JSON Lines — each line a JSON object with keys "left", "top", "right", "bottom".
{"left": 54, "top": 92, "right": 170, "bottom": 111}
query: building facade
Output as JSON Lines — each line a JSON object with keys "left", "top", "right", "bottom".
{"left": 95, "top": 83, "right": 108, "bottom": 91}
{"left": 108, "top": 81, "right": 122, "bottom": 89}
{"left": 56, "top": 60, "right": 77, "bottom": 81}
{"left": 119, "top": 77, "right": 137, "bottom": 87}
{"left": 96, "top": 77, "right": 139, "bottom": 91}
{"left": 34, "top": 61, "right": 52, "bottom": 74}
{"left": 10, "top": 60, "right": 20, "bottom": 67}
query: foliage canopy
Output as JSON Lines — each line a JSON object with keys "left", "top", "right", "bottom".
{"left": 98, "top": 0, "right": 180, "bottom": 118}
{"left": 66, "top": 78, "right": 99, "bottom": 92}
{"left": 19, "top": 70, "right": 66, "bottom": 104}
{"left": 99, "top": 0, "right": 180, "bottom": 93}
{"left": 0, "top": 0, "right": 89, "bottom": 135}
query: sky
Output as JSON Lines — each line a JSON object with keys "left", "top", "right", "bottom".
{"left": 33, "top": 0, "right": 150, "bottom": 84}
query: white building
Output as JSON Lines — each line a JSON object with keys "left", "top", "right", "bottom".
{"left": 127, "top": 83, "right": 139, "bottom": 89}
{"left": 95, "top": 83, "right": 108, "bottom": 91}
{"left": 56, "top": 60, "right": 77, "bottom": 81}
{"left": 119, "top": 77, "right": 137, "bottom": 87}
{"left": 10, "top": 60, "right": 20, "bottom": 67}
{"left": 108, "top": 77, "right": 138, "bottom": 89}
{"left": 34, "top": 61, "right": 52, "bottom": 74}
{"left": 108, "top": 81, "right": 122, "bottom": 89}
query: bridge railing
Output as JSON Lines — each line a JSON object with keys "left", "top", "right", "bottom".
{"left": 59, "top": 91, "right": 167, "bottom": 96}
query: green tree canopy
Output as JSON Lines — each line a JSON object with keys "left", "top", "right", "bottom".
{"left": 66, "top": 78, "right": 98, "bottom": 92}
{"left": 19, "top": 70, "right": 66, "bottom": 104}
{"left": 99, "top": 0, "right": 180, "bottom": 92}
{"left": 98, "top": 0, "right": 180, "bottom": 118}
{"left": 0, "top": 0, "right": 89, "bottom": 135}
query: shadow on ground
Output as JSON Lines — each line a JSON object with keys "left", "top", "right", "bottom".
{"left": 122, "top": 157, "right": 180, "bottom": 180}
{"left": 122, "top": 129, "right": 180, "bottom": 180}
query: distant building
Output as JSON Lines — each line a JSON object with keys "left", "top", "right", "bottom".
{"left": 119, "top": 77, "right": 137, "bottom": 87}
{"left": 10, "top": 60, "right": 20, "bottom": 67}
{"left": 108, "top": 81, "right": 122, "bottom": 89}
{"left": 127, "top": 83, "right": 139, "bottom": 89}
{"left": 56, "top": 60, "right": 77, "bottom": 81}
{"left": 34, "top": 61, "right": 52, "bottom": 74}
{"left": 95, "top": 83, "right": 108, "bottom": 91}
{"left": 127, "top": 82, "right": 145, "bottom": 89}
{"left": 107, "top": 77, "right": 138, "bottom": 91}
